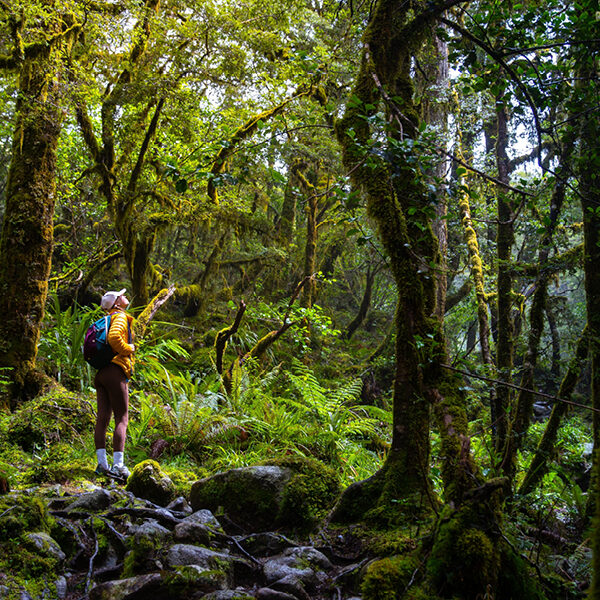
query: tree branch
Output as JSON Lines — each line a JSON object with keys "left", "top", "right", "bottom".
{"left": 133, "top": 285, "right": 176, "bottom": 339}
{"left": 127, "top": 97, "right": 165, "bottom": 194}
{"left": 440, "top": 17, "right": 545, "bottom": 170}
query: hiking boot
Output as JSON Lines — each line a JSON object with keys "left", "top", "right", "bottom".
{"left": 95, "top": 464, "right": 110, "bottom": 476}
{"left": 109, "top": 464, "right": 130, "bottom": 481}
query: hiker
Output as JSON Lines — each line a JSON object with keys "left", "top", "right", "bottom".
{"left": 94, "top": 288, "right": 135, "bottom": 479}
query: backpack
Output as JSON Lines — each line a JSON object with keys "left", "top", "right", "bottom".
{"left": 83, "top": 314, "right": 115, "bottom": 369}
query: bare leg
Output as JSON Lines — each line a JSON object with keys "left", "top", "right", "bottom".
{"left": 94, "top": 373, "right": 112, "bottom": 450}
{"left": 112, "top": 377, "right": 129, "bottom": 452}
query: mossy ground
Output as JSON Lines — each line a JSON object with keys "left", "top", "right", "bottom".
{"left": 0, "top": 495, "right": 62, "bottom": 599}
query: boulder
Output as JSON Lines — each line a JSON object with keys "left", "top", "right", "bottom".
{"left": 68, "top": 488, "right": 112, "bottom": 512}
{"left": 190, "top": 466, "right": 291, "bottom": 530}
{"left": 190, "top": 458, "right": 341, "bottom": 531}
{"left": 166, "top": 544, "right": 236, "bottom": 586}
{"left": 125, "top": 460, "right": 177, "bottom": 507}
{"left": 263, "top": 546, "right": 332, "bottom": 590}
{"left": 89, "top": 573, "right": 163, "bottom": 600}
{"left": 25, "top": 532, "right": 66, "bottom": 562}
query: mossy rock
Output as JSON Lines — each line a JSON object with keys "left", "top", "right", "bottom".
{"left": 190, "top": 457, "right": 341, "bottom": 531}
{"left": 0, "top": 495, "right": 62, "bottom": 592}
{"left": 7, "top": 386, "right": 95, "bottom": 451}
{"left": 0, "top": 495, "right": 54, "bottom": 539}
{"left": 361, "top": 554, "right": 420, "bottom": 600}
{"left": 125, "top": 459, "right": 177, "bottom": 506}
{"left": 266, "top": 456, "right": 342, "bottom": 529}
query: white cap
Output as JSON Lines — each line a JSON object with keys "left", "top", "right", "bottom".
{"left": 101, "top": 288, "right": 126, "bottom": 310}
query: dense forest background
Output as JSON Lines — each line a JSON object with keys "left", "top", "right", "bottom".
{"left": 0, "top": 0, "right": 600, "bottom": 598}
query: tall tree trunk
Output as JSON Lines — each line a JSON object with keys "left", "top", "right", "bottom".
{"left": 495, "top": 101, "right": 515, "bottom": 458}
{"left": 580, "top": 38, "right": 600, "bottom": 597}
{"left": 454, "top": 91, "right": 497, "bottom": 429}
{"left": 546, "top": 303, "right": 561, "bottom": 390}
{"left": 344, "top": 265, "right": 375, "bottom": 340}
{"left": 0, "top": 44, "right": 70, "bottom": 398}
{"left": 518, "top": 328, "right": 588, "bottom": 496}
{"left": 501, "top": 128, "right": 575, "bottom": 480}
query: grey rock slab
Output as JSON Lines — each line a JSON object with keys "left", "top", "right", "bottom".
{"left": 269, "top": 574, "right": 311, "bottom": 600}
{"left": 200, "top": 591, "right": 257, "bottom": 600}
{"left": 263, "top": 546, "right": 332, "bottom": 587}
{"left": 256, "top": 588, "right": 298, "bottom": 600}
{"left": 167, "top": 496, "right": 193, "bottom": 514}
{"left": 262, "top": 560, "right": 315, "bottom": 588}
{"left": 174, "top": 521, "right": 228, "bottom": 548}
{"left": 55, "top": 576, "right": 67, "bottom": 599}
{"left": 184, "top": 509, "right": 224, "bottom": 531}
{"left": 166, "top": 543, "right": 234, "bottom": 571}
{"left": 68, "top": 488, "right": 112, "bottom": 512}
{"left": 25, "top": 532, "right": 66, "bottom": 561}
{"left": 128, "top": 518, "right": 172, "bottom": 540}
{"left": 89, "top": 573, "right": 163, "bottom": 600}
{"left": 282, "top": 546, "right": 332, "bottom": 571}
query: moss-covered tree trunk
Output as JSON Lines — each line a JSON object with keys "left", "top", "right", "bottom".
{"left": 579, "top": 38, "right": 600, "bottom": 596}
{"left": 333, "top": 0, "right": 472, "bottom": 520}
{"left": 344, "top": 265, "right": 375, "bottom": 340}
{"left": 331, "top": 3, "right": 548, "bottom": 596}
{"left": 501, "top": 128, "right": 575, "bottom": 481}
{"left": 518, "top": 328, "right": 588, "bottom": 496}
{"left": 0, "top": 44, "right": 70, "bottom": 397}
{"left": 494, "top": 101, "right": 515, "bottom": 457}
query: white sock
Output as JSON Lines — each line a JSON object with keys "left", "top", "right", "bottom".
{"left": 113, "top": 451, "right": 124, "bottom": 467}
{"left": 96, "top": 449, "right": 109, "bottom": 469}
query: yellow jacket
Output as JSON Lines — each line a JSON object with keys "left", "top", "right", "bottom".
{"left": 108, "top": 310, "right": 135, "bottom": 378}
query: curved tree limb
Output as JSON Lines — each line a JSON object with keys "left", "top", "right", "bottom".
{"left": 207, "top": 86, "right": 326, "bottom": 203}
{"left": 133, "top": 285, "right": 176, "bottom": 339}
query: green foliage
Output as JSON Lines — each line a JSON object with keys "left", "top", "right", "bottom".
{"left": 285, "top": 358, "right": 390, "bottom": 470}
{"left": 38, "top": 294, "right": 98, "bottom": 391}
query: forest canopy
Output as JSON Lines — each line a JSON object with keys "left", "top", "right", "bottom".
{"left": 0, "top": 0, "right": 599, "bottom": 598}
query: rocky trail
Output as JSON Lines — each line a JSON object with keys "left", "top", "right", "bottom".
{"left": 1, "top": 462, "right": 367, "bottom": 600}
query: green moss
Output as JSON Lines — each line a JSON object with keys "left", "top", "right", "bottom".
{"left": 161, "top": 566, "right": 230, "bottom": 596}
{"left": 0, "top": 495, "right": 54, "bottom": 538}
{"left": 361, "top": 554, "right": 419, "bottom": 600}
{"left": 363, "top": 527, "right": 418, "bottom": 557}
{"left": 426, "top": 505, "right": 501, "bottom": 598}
{"left": 267, "top": 456, "right": 342, "bottom": 529}
{"left": 6, "top": 386, "right": 94, "bottom": 452}
{"left": 125, "top": 459, "right": 177, "bottom": 506}
{"left": 0, "top": 496, "right": 62, "bottom": 597}
{"left": 164, "top": 467, "right": 198, "bottom": 498}
{"left": 21, "top": 442, "right": 90, "bottom": 484}
{"left": 121, "top": 530, "right": 168, "bottom": 578}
